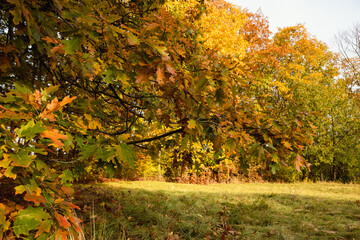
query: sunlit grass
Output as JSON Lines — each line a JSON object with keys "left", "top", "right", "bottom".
{"left": 75, "top": 181, "right": 360, "bottom": 239}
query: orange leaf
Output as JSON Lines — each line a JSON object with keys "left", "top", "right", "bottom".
{"left": 69, "top": 215, "right": 82, "bottom": 232}
{"left": 55, "top": 212, "right": 71, "bottom": 229}
{"left": 40, "top": 127, "right": 68, "bottom": 148}
{"left": 156, "top": 66, "right": 165, "bottom": 85}
{"left": 166, "top": 65, "right": 176, "bottom": 75}
{"left": 55, "top": 229, "right": 69, "bottom": 240}
{"left": 42, "top": 36, "right": 58, "bottom": 44}
{"left": 0, "top": 45, "right": 17, "bottom": 53}
{"left": 63, "top": 201, "right": 80, "bottom": 210}
{"left": 0, "top": 105, "right": 33, "bottom": 120}
{"left": 39, "top": 112, "right": 56, "bottom": 121}
{"left": 295, "top": 154, "right": 304, "bottom": 172}
{"left": 135, "top": 73, "right": 149, "bottom": 84}
{"left": 46, "top": 98, "right": 62, "bottom": 113}
{"left": 146, "top": 22, "right": 160, "bottom": 31}
{"left": 24, "top": 193, "right": 46, "bottom": 204}
{"left": 29, "top": 90, "right": 43, "bottom": 109}
{"left": 61, "top": 186, "right": 74, "bottom": 196}
{"left": 50, "top": 44, "right": 65, "bottom": 56}
{"left": 59, "top": 96, "right": 76, "bottom": 107}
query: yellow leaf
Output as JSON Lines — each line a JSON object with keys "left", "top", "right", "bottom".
{"left": 54, "top": 198, "right": 64, "bottom": 204}
{"left": 14, "top": 185, "right": 27, "bottom": 195}
{"left": 282, "top": 140, "right": 293, "bottom": 150}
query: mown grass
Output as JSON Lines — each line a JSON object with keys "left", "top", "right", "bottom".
{"left": 74, "top": 181, "right": 360, "bottom": 239}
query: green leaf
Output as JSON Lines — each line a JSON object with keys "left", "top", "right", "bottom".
{"left": 266, "top": 142, "right": 277, "bottom": 151}
{"left": 104, "top": 70, "right": 114, "bottom": 83}
{"left": 63, "top": 36, "right": 82, "bottom": 54}
{"left": 13, "top": 206, "right": 50, "bottom": 237}
{"left": 106, "top": 163, "right": 116, "bottom": 178}
{"left": 0, "top": 94, "right": 17, "bottom": 103}
{"left": 10, "top": 7, "right": 22, "bottom": 25}
{"left": 224, "top": 138, "right": 236, "bottom": 153}
{"left": 271, "top": 163, "right": 279, "bottom": 174}
{"left": 17, "top": 120, "right": 47, "bottom": 139}
{"left": 154, "top": 46, "right": 169, "bottom": 58}
{"left": 116, "top": 144, "right": 135, "bottom": 167}
{"left": 36, "top": 233, "right": 50, "bottom": 240}
{"left": 59, "top": 169, "right": 73, "bottom": 184}
{"left": 0, "top": 155, "right": 11, "bottom": 168}
{"left": 14, "top": 83, "right": 32, "bottom": 94}
{"left": 35, "top": 219, "right": 52, "bottom": 237}
{"left": 62, "top": 134, "right": 74, "bottom": 152}
{"left": 215, "top": 88, "right": 225, "bottom": 106}
{"left": 80, "top": 144, "right": 98, "bottom": 160}
{"left": 0, "top": 204, "right": 10, "bottom": 234}
{"left": 195, "top": 77, "right": 208, "bottom": 91}
{"left": 34, "top": 159, "right": 51, "bottom": 176}
{"left": 127, "top": 33, "right": 140, "bottom": 45}
{"left": 272, "top": 120, "right": 282, "bottom": 131}
{"left": 42, "top": 85, "right": 60, "bottom": 95}
{"left": 25, "top": 146, "right": 47, "bottom": 155}
{"left": 180, "top": 135, "right": 189, "bottom": 151}
{"left": 97, "top": 146, "right": 114, "bottom": 162}
{"left": 10, "top": 150, "right": 36, "bottom": 167}
{"left": 26, "top": 179, "right": 39, "bottom": 193}
{"left": 4, "top": 166, "right": 17, "bottom": 179}
{"left": 30, "top": 25, "right": 41, "bottom": 42}
{"left": 188, "top": 119, "right": 196, "bottom": 129}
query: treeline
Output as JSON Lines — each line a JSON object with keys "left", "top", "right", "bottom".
{"left": 1, "top": 0, "right": 360, "bottom": 238}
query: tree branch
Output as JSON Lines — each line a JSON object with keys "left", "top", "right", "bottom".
{"left": 127, "top": 127, "right": 184, "bottom": 145}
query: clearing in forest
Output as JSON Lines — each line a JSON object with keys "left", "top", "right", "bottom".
{"left": 75, "top": 181, "right": 360, "bottom": 239}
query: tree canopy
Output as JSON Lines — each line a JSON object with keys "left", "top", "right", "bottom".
{"left": 1, "top": 0, "right": 360, "bottom": 238}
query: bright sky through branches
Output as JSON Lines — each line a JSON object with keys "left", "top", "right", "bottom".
{"left": 227, "top": 0, "right": 360, "bottom": 51}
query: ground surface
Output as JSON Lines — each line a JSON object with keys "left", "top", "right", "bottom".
{"left": 74, "top": 181, "right": 360, "bottom": 239}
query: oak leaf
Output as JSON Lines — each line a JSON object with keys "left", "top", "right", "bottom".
{"left": 10, "top": 150, "right": 36, "bottom": 167}
{"left": 156, "top": 66, "right": 165, "bottom": 85}
{"left": 282, "top": 140, "right": 293, "bottom": 150}
{"left": 187, "top": 119, "right": 196, "bottom": 129}
{"left": 295, "top": 154, "right": 305, "bottom": 172}
{"left": 24, "top": 193, "right": 46, "bottom": 204}
{"left": 60, "top": 96, "right": 76, "bottom": 107}
{"left": 127, "top": 32, "right": 140, "bottom": 45}
{"left": 61, "top": 186, "right": 74, "bottom": 196}
{"left": 34, "top": 220, "right": 52, "bottom": 238}
{"left": 55, "top": 212, "right": 71, "bottom": 229}
{"left": 42, "top": 36, "right": 58, "bottom": 44}
{"left": 135, "top": 73, "right": 149, "bottom": 84}
{"left": 13, "top": 206, "right": 50, "bottom": 237}
{"left": 40, "top": 127, "right": 68, "bottom": 148}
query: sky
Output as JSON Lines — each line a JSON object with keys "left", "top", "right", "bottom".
{"left": 226, "top": 0, "right": 360, "bottom": 51}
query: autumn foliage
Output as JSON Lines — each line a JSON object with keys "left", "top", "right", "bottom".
{"left": 0, "top": 0, "right": 359, "bottom": 238}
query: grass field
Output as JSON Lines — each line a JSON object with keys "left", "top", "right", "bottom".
{"left": 74, "top": 181, "right": 360, "bottom": 239}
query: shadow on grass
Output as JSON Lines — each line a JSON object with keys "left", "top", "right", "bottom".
{"left": 74, "top": 183, "right": 360, "bottom": 240}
